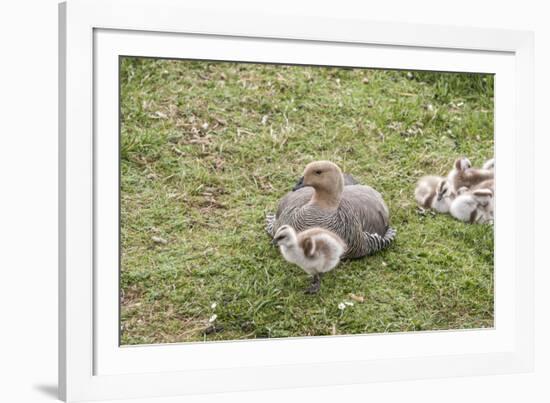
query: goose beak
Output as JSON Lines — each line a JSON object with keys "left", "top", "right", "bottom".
{"left": 292, "top": 176, "right": 305, "bottom": 191}
{"left": 271, "top": 238, "right": 279, "bottom": 246}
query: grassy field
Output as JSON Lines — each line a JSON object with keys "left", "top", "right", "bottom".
{"left": 120, "top": 57, "right": 494, "bottom": 345}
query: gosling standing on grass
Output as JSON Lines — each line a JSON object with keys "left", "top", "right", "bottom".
{"left": 273, "top": 225, "right": 347, "bottom": 294}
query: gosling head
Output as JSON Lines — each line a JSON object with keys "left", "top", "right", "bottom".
{"left": 293, "top": 161, "right": 344, "bottom": 195}
{"left": 435, "top": 178, "right": 453, "bottom": 202}
{"left": 454, "top": 157, "right": 472, "bottom": 172}
{"left": 482, "top": 158, "right": 495, "bottom": 170}
{"left": 472, "top": 188, "right": 493, "bottom": 208}
{"left": 272, "top": 225, "right": 297, "bottom": 248}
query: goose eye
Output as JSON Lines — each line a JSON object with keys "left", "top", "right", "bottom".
{"left": 314, "top": 170, "right": 322, "bottom": 175}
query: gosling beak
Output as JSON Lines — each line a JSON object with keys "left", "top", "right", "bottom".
{"left": 292, "top": 176, "right": 305, "bottom": 191}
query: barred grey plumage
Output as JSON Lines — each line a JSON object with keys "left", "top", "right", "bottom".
{"left": 266, "top": 161, "right": 396, "bottom": 259}
{"left": 265, "top": 213, "right": 276, "bottom": 237}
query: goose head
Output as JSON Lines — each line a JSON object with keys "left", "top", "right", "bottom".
{"left": 293, "top": 161, "right": 345, "bottom": 208}
{"left": 272, "top": 225, "right": 297, "bottom": 248}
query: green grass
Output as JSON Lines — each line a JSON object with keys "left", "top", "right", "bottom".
{"left": 120, "top": 57, "right": 494, "bottom": 344}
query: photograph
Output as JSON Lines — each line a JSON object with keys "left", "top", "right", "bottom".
{"left": 119, "top": 57, "right": 495, "bottom": 345}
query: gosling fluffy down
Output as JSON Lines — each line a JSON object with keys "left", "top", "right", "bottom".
{"left": 273, "top": 225, "right": 347, "bottom": 294}
{"left": 414, "top": 175, "right": 454, "bottom": 213}
{"left": 450, "top": 188, "right": 494, "bottom": 224}
{"left": 447, "top": 157, "right": 494, "bottom": 194}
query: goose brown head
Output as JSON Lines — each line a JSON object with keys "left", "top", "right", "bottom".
{"left": 293, "top": 161, "right": 345, "bottom": 209}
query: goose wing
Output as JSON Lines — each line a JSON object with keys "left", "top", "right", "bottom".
{"left": 341, "top": 185, "right": 390, "bottom": 236}
{"left": 338, "top": 185, "right": 395, "bottom": 257}
{"left": 275, "top": 187, "right": 313, "bottom": 217}
{"left": 343, "top": 174, "right": 360, "bottom": 186}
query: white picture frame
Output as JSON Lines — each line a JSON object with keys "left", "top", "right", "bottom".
{"left": 59, "top": 0, "right": 534, "bottom": 401}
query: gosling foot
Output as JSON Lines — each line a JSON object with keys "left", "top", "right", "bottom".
{"left": 305, "top": 274, "right": 321, "bottom": 294}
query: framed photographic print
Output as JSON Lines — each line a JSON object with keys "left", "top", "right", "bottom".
{"left": 59, "top": 0, "right": 534, "bottom": 401}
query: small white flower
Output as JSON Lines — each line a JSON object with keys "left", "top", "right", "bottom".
{"left": 211, "top": 302, "right": 217, "bottom": 309}
{"left": 338, "top": 303, "right": 346, "bottom": 311}
{"left": 208, "top": 314, "right": 217, "bottom": 323}
{"left": 344, "top": 301, "right": 354, "bottom": 307}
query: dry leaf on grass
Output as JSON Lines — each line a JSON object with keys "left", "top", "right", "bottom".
{"left": 151, "top": 236, "right": 168, "bottom": 245}
{"left": 349, "top": 293, "right": 365, "bottom": 303}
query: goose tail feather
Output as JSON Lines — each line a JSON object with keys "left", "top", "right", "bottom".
{"left": 364, "top": 226, "right": 396, "bottom": 255}
{"left": 265, "top": 213, "right": 276, "bottom": 237}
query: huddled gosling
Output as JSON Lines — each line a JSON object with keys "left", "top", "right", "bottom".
{"left": 450, "top": 188, "right": 494, "bottom": 224}
{"left": 458, "top": 178, "right": 495, "bottom": 195}
{"left": 272, "top": 225, "right": 347, "bottom": 294}
{"left": 414, "top": 175, "right": 454, "bottom": 213}
{"left": 482, "top": 158, "right": 495, "bottom": 171}
{"left": 447, "top": 157, "right": 494, "bottom": 194}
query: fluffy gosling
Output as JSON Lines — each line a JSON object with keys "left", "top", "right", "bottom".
{"left": 273, "top": 225, "right": 347, "bottom": 294}
{"left": 414, "top": 175, "right": 454, "bottom": 213}
{"left": 447, "top": 157, "right": 494, "bottom": 194}
{"left": 464, "top": 178, "right": 495, "bottom": 194}
{"left": 482, "top": 158, "right": 495, "bottom": 170}
{"left": 450, "top": 188, "right": 494, "bottom": 224}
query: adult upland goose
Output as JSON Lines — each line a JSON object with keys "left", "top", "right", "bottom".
{"left": 266, "top": 161, "right": 396, "bottom": 259}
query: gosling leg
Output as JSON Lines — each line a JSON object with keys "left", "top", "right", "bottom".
{"left": 305, "top": 274, "right": 322, "bottom": 294}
